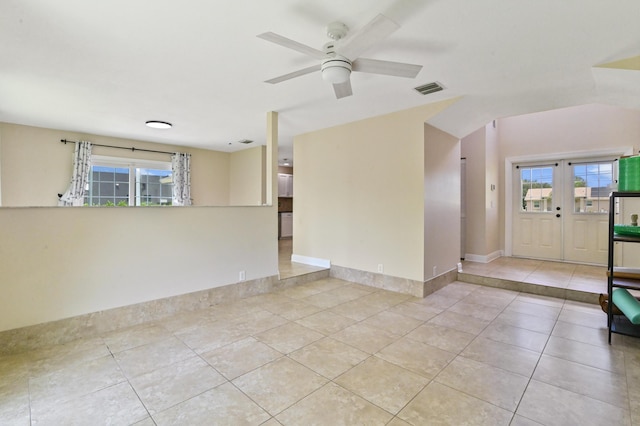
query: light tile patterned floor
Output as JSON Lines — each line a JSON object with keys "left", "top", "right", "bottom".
{"left": 461, "top": 257, "right": 607, "bottom": 294}
{"left": 278, "top": 238, "right": 326, "bottom": 279}
{"left": 2, "top": 273, "right": 640, "bottom": 425}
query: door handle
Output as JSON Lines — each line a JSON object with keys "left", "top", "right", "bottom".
{"left": 556, "top": 207, "right": 561, "bottom": 211}
{"left": 556, "top": 214, "right": 561, "bottom": 218}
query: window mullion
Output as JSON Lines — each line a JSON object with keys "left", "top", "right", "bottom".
{"left": 129, "top": 167, "right": 136, "bottom": 206}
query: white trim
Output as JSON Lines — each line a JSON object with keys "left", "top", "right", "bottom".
{"left": 291, "top": 254, "right": 331, "bottom": 268}
{"left": 464, "top": 250, "right": 503, "bottom": 264}
{"left": 505, "top": 158, "right": 513, "bottom": 256}
{"left": 504, "top": 146, "right": 633, "bottom": 257}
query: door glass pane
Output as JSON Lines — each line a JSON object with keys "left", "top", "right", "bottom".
{"left": 520, "top": 166, "right": 553, "bottom": 212}
{"left": 572, "top": 161, "right": 614, "bottom": 213}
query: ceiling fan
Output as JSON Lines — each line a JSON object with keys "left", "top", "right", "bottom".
{"left": 257, "top": 14, "right": 423, "bottom": 99}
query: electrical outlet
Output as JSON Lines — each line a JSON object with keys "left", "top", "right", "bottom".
{"left": 239, "top": 270, "right": 245, "bottom": 281}
{"left": 377, "top": 264, "right": 384, "bottom": 273}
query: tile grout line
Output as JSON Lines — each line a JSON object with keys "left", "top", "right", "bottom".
{"left": 434, "top": 286, "right": 548, "bottom": 424}
{"left": 509, "top": 299, "right": 570, "bottom": 423}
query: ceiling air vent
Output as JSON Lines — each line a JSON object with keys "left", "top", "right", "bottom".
{"left": 414, "top": 82, "right": 444, "bottom": 96}
{"left": 237, "top": 139, "right": 253, "bottom": 144}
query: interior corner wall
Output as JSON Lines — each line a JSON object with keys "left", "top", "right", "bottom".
{"left": 424, "top": 124, "right": 461, "bottom": 280}
{"left": 461, "top": 127, "right": 487, "bottom": 257}
{"left": 461, "top": 124, "right": 500, "bottom": 260}
{"left": 293, "top": 100, "right": 459, "bottom": 282}
{"left": 229, "top": 145, "right": 266, "bottom": 205}
{"left": 293, "top": 113, "right": 424, "bottom": 281}
{"left": 485, "top": 122, "right": 500, "bottom": 255}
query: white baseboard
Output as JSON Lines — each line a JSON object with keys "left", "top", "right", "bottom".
{"left": 464, "top": 250, "right": 503, "bottom": 264}
{"left": 291, "top": 254, "right": 331, "bottom": 268}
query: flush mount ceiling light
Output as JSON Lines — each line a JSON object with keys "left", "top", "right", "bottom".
{"left": 145, "top": 120, "right": 172, "bottom": 129}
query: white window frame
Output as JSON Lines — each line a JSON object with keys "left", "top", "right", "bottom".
{"left": 88, "top": 155, "right": 172, "bottom": 206}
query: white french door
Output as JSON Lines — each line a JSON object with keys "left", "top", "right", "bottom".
{"left": 512, "top": 162, "right": 563, "bottom": 260}
{"left": 512, "top": 158, "right": 614, "bottom": 264}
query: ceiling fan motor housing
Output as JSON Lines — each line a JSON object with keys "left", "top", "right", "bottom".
{"left": 321, "top": 55, "right": 352, "bottom": 84}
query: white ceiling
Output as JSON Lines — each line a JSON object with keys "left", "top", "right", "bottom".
{"left": 2, "top": 0, "right": 639, "bottom": 166}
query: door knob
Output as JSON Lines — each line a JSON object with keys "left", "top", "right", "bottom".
{"left": 556, "top": 207, "right": 561, "bottom": 211}
{"left": 556, "top": 214, "right": 561, "bottom": 218}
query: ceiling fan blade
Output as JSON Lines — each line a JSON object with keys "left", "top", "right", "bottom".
{"left": 265, "top": 64, "right": 321, "bottom": 84}
{"left": 339, "top": 14, "right": 399, "bottom": 60}
{"left": 257, "top": 32, "right": 326, "bottom": 60}
{"left": 352, "top": 58, "right": 422, "bottom": 78}
{"left": 332, "top": 80, "right": 353, "bottom": 99}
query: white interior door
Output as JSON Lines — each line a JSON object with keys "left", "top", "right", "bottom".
{"left": 512, "top": 158, "right": 615, "bottom": 264}
{"left": 512, "top": 162, "right": 563, "bottom": 260}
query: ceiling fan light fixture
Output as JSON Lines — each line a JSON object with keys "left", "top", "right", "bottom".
{"left": 145, "top": 120, "right": 172, "bottom": 129}
{"left": 321, "top": 56, "right": 352, "bottom": 84}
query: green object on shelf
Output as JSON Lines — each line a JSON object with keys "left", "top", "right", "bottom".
{"left": 612, "top": 288, "right": 640, "bottom": 324}
{"left": 619, "top": 156, "right": 640, "bottom": 192}
{"left": 614, "top": 225, "right": 640, "bottom": 237}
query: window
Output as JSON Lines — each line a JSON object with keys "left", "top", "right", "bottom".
{"left": 520, "top": 166, "right": 553, "bottom": 212}
{"left": 84, "top": 156, "right": 173, "bottom": 206}
{"left": 572, "top": 161, "right": 614, "bottom": 213}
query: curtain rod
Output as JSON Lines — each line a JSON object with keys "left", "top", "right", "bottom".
{"left": 60, "top": 139, "right": 175, "bottom": 156}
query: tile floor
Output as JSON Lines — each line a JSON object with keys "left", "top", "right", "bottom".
{"left": 278, "top": 238, "right": 326, "bottom": 279}
{"left": 3, "top": 270, "right": 640, "bottom": 425}
{"left": 461, "top": 256, "right": 607, "bottom": 295}
{"left": 1, "top": 244, "right": 635, "bottom": 425}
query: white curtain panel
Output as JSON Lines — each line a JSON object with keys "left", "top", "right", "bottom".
{"left": 58, "top": 141, "right": 92, "bottom": 206}
{"left": 171, "top": 152, "right": 192, "bottom": 206}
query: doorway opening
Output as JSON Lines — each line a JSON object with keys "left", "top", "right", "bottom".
{"left": 510, "top": 156, "right": 618, "bottom": 265}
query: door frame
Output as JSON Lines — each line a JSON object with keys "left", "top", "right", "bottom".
{"left": 504, "top": 147, "right": 633, "bottom": 257}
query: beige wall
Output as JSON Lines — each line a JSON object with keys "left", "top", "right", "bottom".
{"left": 461, "top": 123, "right": 500, "bottom": 259}
{"left": 0, "top": 205, "right": 278, "bottom": 332}
{"left": 0, "top": 122, "right": 231, "bottom": 207}
{"left": 461, "top": 127, "right": 487, "bottom": 257}
{"left": 486, "top": 123, "right": 500, "bottom": 254}
{"left": 423, "top": 124, "right": 461, "bottom": 279}
{"left": 497, "top": 104, "right": 640, "bottom": 160}
{"left": 229, "top": 145, "right": 266, "bottom": 206}
{"left": 293, "top": 99, "right": 459, "bottom": 282}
